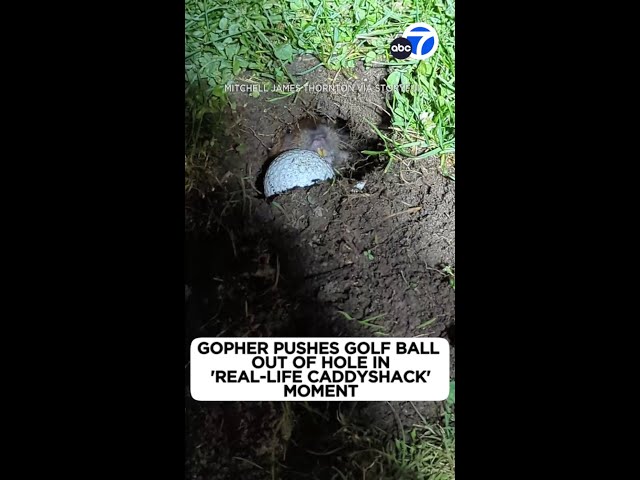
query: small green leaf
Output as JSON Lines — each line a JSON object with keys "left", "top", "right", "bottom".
{"left": 289, "top": 0, "right": 303, "bottom": 10}
{"left": 418, "top": 61, "right": 433, "bottom": 76}
{"left": 212, "top": 85, "right": 226, "bottom": 98}
{"left": 274, "top": 43, "right": 293, "bottom": 61}
{"left": 387, "top": 71, "right": 401, "bottom": 87}
{"left": 219, "top": 17, "right": 228, "bottom": 31}
{"left": 233, "top": 57, "right": 249, "bottom": 76}
{"left": 225, "top": 44, "right": 239, "bottom": 59}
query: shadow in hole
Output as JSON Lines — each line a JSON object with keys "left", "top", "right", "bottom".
{"left": 253, "top": 113, "right": 390, "bottom": 198}
{"left": 446, "top": 323, "right": 455, "bottom": 347}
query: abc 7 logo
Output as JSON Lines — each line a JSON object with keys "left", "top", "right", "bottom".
{"left": 390, "top": 38, "right": 412, "bottom": 59}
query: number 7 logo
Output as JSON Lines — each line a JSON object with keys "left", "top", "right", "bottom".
{"left": 403, "top": 23, "right": 439, "bottom": 60}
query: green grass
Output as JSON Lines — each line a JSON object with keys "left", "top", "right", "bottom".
{"left": 384, "top": 381, "right": 455, "bottom": 479}
{"left": 442, "top": 265, "right": 455, "bottom": 290}
{"left": 185, "top": 0, "right": 455, "bottom": 165}
{"left": 337, "top": 310, "right": 389, "bottom": 336}
{"left": 388, "top": 424, "right": 455, "bottom": 479}
{"left": 334, "top": 380, "right": 455, "bottom": 479}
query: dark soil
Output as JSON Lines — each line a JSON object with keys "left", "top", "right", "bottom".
{"left": 185, "top": 57, "right": 455, "bottom": 480}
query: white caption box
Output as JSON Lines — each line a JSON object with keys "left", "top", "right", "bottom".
{"left": 190, "top": 338, "right": 450, "bottom": 401}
